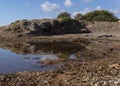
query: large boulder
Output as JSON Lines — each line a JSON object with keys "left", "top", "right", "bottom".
{"left": 0, "top": 19, "right": 89, "bottom": 37}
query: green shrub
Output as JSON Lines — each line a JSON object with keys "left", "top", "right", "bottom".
{"left": 22, "top": 19, "right": 28, "bottom": 21}
{"left": 82, "top": 10, "right": 118, "bottom": 22}
{"left": 57, "top": 12, "right": 71, "bottom": 21}
{"left": 11, "top": 20, "right": 20, "bottom": 25}
{"left": 57, "top": 12, "right": 71, "bottom": 18}
{"left": 60, "top": 16, "right": 71, "bottom": 22}
{"left": 74, "top": 13, "right": 83, "bottom": 20}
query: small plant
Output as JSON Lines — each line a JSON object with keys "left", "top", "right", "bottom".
{"left": 60, "top": 16, "right": 71, "bottom": 22}
{"left": 22, "top": 19, "right": 28, "bottom": 21}
{"left": 11, "top": 20, "right": 20, "bottom": 25}
{"left": 57, "top": 12, "right": 71, "bottom": 21}
{"left": 57, "top": 12, "right": 71, "bottom": 18}
{"left": 74, "top": 13, "right": 83, "bottom": 20}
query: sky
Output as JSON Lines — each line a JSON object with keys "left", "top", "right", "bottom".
{"left": 0, "top": 0, "right": 120, "bottom": 26}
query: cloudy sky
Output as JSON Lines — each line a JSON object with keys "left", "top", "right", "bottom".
{"left": 0, "top": 0, "right": 120, "bottom": 26}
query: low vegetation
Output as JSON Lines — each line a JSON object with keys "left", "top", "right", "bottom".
{"left": 11, "top": 20, "right": 20, "bottom": 25}
{"left": 81, "top": 10, "right": 118, "bottom": 22}
{"left": 58, "top": 10, "right": 118, "bottom": 22}
{"left": 74, "top": 13, "right": 83, "bottom": 21}
{"left": 57, "top": 12, "right": 71, "bottom": 21}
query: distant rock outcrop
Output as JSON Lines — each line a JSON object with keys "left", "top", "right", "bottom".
{"left": 0, "top": 19, "right": 89, "bottom": 37}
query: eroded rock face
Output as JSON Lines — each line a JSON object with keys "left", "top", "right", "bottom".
{"left": 0, "top": 19, "right": 88, "bottom": 37}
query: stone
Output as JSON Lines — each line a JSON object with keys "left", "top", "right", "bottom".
{"left": 0, "top": 19, "right": 88, "bottom": 37}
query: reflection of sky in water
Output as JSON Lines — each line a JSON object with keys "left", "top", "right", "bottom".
{"left": 0, "top": 41, "right": 80, "bottom": 74}
{"left": 69, "top": 54, "right": 76, "bottom": 59}
{"left": 0, "top": 48, "right": 59, "bottom": 74}
{"left": 23, "top": 54, "right": 58, "bottom": 61}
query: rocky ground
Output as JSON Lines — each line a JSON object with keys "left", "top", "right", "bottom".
{"left": 0, "top": 35, "right": 120, "bottom": 86}
{"left": 0, "top": 20, "right": 120, "bottom": 86}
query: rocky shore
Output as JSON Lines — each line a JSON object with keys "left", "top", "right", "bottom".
{"left": 0, "top": 19, "right": 120, "bottom": 85}
{"left": 0, "top": 35, "right": 119, "bottom": 86}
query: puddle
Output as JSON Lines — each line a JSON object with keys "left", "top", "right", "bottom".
{"left": 0, "top": 42, "right": 84, "bottom": 74}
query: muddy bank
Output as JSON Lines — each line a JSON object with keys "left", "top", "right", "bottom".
{"left": 0, "top": 36, "right": 120, "bottom": 85}
{"left": 0, "top": 56, "right": 120, "bottom": 86}
{"left": 0, "top": 38, "right": 90, "bottom": 74}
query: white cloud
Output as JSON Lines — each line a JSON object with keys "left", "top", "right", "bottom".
{"left": 80, "top": 8, "right": 91, "bottom": 14}
{"left": 72, "top": 11, "right": 81, "bottom": 18}
{"left": 110, "top": 9, "right": 120, "bottom": 14}
{"left": 95, "top": 6, "right": 102, "bottom": 10}
{"left": 64, "top": 0, "right": 73, "bottom": 7}
{"left": 79, "top": 6, "right": 102, "bottom": 14}
{"left": 72, "top": 6, "right": 102, "bottom": 16}
{"left": 72, "top": 8, "right": 91, "bottom": 17}
{"left": 41, "top": 1, "right": 60, "bottom": 12}
{"left": 85, "top": 0, "right": 94, "bottom": 3}
{"left": 72, "top": 12, "right": 80, "bottom": 16}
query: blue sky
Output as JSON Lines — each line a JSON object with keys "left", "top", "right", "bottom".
{"left": 0, "top": 0, "right": 120, "bottom": 26}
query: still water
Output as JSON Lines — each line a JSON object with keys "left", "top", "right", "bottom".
{"left": 0, "top": 42, "right": 83, "bottom": 74}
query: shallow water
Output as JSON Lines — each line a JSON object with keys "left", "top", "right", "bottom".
{"left": 0, "top": 42, "right": 83, "bottom": 74}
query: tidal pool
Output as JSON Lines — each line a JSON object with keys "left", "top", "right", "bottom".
{"left": 0, "top": 42, "right": 83, "bottom": 74}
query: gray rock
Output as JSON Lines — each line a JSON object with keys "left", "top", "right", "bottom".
{"left": 0, "top": 19, "right": 89, "bottom": 37}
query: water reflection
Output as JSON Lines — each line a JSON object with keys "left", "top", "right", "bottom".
{"left": 0, "top": 42, "right": 84, "bottom": 58}
{"left": 0, "top": 41, "right": 84, "bottom": 74}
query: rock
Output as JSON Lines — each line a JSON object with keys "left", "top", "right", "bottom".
{"left": 0, "top": 19, "right": 88, "bottom": 37}
{"left": 87, "top": 22, "right": 120, "bottom": 34}
{"left": 80, "top": 28, "right": 91, "bottom": 33}
{"left": 98, "top": 34, "right": 113, "bottom": 38}
{"left": 109, "top": 64, "right": 119, "bottom": 69}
